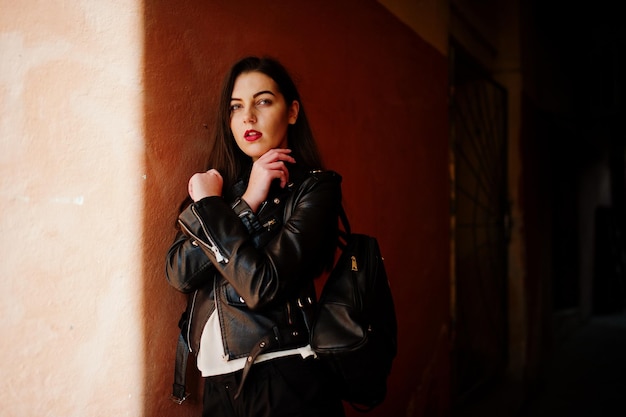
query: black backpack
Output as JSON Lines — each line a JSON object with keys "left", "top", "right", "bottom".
{"left": 310, "top": 206, "right": 398, "bottom": 411}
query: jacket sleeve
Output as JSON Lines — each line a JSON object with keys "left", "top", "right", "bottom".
{"left": 165, "top": 191, "right": 268, "bottom": 293}
{"left": 165, "top": 228, "right": 217, "bottom": 293}
{"left": 177, "top": 172, "right": 341, "bottom": 310}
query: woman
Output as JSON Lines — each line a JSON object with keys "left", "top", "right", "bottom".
{"left": 165, "top": 56, "right": 345, "bottom": 417}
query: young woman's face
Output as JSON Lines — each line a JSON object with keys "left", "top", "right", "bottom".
{"left": 229, "top": 71, "right": 299, "bottom": 161}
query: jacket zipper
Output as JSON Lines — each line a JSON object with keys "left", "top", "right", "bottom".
{"left": 257, "top": 200, "right": 268, "bottom": 215}
{"left": 262, "top": 218, "right": 276, "bottom": 230}
{"left": 186, "top": 290, "right": 198, "bottom": 353}
{"left": 178, "top": 207, "right": 229, "bottom": 264}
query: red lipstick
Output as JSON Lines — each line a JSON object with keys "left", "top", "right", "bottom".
{"left": 244, "top": 130, "right": 262, "bottom": 142}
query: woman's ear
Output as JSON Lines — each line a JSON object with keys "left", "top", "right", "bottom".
{"left": 288, "top": 100, "right": 300, "bottom": 125}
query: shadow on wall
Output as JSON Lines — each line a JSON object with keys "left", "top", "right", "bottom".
{"left": 141, "top": 1, "right": 450, "bottom": 416}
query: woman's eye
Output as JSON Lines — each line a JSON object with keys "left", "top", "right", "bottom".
{"left": 257, "top": 98, "right": 271, "bottom": 106}
{"left": 230, "top": 103, "right": 242, "bottom": 111}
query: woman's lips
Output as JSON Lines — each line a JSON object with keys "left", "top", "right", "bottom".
{"left": 244, "top": 130, "right": 262, "bottom": 142}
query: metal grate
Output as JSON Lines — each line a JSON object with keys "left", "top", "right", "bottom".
{"left": 450, "top": 44, "right": 510, "bottom": 402}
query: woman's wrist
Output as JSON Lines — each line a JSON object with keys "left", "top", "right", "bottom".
{"left": 241, "top": 192, "right": 261, "bottom": 213}
{"left": 232, "top": 197, "right": 262, "bottom": 233}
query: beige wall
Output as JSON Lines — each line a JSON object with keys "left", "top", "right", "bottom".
{"left": 1, "top": 1, "right": 147, "bottom": 415}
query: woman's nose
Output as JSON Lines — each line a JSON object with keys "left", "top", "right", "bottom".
{"left": 243, "top": 108, "right": 256, "bottom": 123}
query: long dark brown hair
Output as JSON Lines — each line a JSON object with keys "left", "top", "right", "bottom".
{"left": 207, "top": 56, "right": 324, "bottom": 189}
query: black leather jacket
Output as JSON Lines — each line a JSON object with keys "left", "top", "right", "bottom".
{"left": 165, "top": 166, "right": 341, "bottom": 366}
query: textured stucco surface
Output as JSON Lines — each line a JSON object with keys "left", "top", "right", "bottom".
{"left": 0, "top": 1, "right": 146, "bottom": 416}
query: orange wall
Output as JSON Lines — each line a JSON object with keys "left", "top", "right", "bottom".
{"left": 1, "top": 1, "right": 450, "bottom": 416}
{"left": 144, "top": 1, "right": 450, "bottom": 416}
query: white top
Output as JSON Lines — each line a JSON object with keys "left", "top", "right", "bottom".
{"left": 197, "top": 310, "right": 315, "bottom": 377}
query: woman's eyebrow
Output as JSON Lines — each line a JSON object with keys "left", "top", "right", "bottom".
{"left": 231, "top": 90, "right": 276, "bottom": 101}
{"left": 253, "top": 90, "right": 275, "bottom": 98}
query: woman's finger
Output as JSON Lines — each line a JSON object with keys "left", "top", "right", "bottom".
{"left": 257, "top": 148, "right": 295, "bottom": 164}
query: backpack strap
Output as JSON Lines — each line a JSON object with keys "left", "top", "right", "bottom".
{"left": 338, "top": 204, "right": 351, "bottom": 250}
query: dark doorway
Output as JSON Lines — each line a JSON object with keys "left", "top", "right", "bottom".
{"left": 449, "top": 42, "right": 510, "bottom": 404}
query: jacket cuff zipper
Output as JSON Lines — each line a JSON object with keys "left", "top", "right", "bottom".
{"left": 178, "top": 206, "right": 229, "bottom": 264}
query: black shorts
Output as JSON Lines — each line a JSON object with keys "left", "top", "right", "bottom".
{"left": 202, "top": 355, "right": 345, "bottom": 417}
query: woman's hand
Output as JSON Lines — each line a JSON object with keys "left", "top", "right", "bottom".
{"left": 242, "top": 148, "right": 296, "bottom": 212}
{"left": 188, "top": 169, "right": 223, "bottom": 202}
